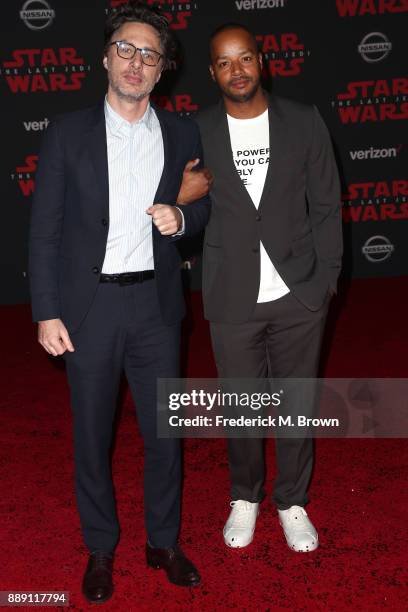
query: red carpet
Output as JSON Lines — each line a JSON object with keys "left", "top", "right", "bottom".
{"left": 1, "top": 277, "right": 407, "bottom": 611}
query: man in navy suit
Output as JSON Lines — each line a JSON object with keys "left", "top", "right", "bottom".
{"left": 29, "top": 1, "right": 209, "bottom": 602}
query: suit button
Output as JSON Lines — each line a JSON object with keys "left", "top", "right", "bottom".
{"left": 92, "top": 266, "right": 99, "bottom": 274}
{"left": 101, "top": 218, "right": 108, "bottom": 227}
{"left": 255, "top": 214, "right": 261, "bottom": 221}
{"left": 252, "top": 247, "right": 259, "bottom": 253}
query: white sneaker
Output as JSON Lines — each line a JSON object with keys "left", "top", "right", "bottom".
{"left": 223, "top": 500, "right": 259, "bottom": 548}
{"left": 278, "top": 505, "right": 318, "bottom": 552}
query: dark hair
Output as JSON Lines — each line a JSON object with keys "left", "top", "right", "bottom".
{"left": 210, "top": 22, "right": 259, "bottom": 51}
{"left": 104, "top": 0, "right": 177, "bottom": 61}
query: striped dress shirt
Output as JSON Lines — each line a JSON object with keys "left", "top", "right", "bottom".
{"left": 102, "top": 98, "right": 164, "bottom": 273}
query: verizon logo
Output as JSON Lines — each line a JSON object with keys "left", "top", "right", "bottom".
{"left": 235, "top": 0, "right": 285, "bottom": 10}
{"left": 349, "top": 145, "right": 402, "bottom": 160}
{"left": 23, "top": 118, "right": 50, "bottom": 131}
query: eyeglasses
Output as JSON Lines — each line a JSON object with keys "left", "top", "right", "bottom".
{"left": 110, "top": 41, "right": 163, "bottom": 66}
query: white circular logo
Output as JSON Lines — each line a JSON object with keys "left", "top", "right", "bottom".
{"left": 358, "top": 32, "right": 392, "bottom": 63}
{"left": 362, "top": 235, "right": 394, "bottom": 263}
{"left": 20, "top": 0, "right": 55, "bottom": 31}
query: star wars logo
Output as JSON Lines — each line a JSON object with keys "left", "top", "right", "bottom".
{"left": 151, "top": 94, "right": 198, "bottom": 116}
{"left": 342, "top": 180, "right": 408, "bottom": 222}
{"left": 256, "top": 33, "right": 311, "bottom": 77}
{"left": 332, "top": 78, "right": 408, "bottom": 123}
{"left": 109, "top": 0, "right": 198, "bottom": 30}
{"left": 11, "top": 155, "right": 38, "bottom": 197}
{"left": 336, "top": 0, "right": 408, "bottom": 16}
{"left": 1, "top": 48, "right": 91, "bottom": 93}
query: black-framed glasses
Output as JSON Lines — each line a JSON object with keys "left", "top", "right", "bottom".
{"left": 110, "top": 41, "right": 163, "bottom": 66}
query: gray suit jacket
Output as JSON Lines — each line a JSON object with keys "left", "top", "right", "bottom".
{"left": 195, "top": 94, "right": 343, "bottom": 323}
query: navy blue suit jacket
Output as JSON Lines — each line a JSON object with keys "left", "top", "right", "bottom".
{"left": 29, "top": 101, "right": 210, "bottom": 331}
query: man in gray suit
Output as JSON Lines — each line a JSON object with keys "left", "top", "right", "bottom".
{"left": 179, "top": 23, "right": 342, "bottom": 553}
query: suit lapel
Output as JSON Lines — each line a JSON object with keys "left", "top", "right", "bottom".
{"left": 149, "top": 103, "right": 177, "bottom": 260}
{"left": 86, "top": 101, "right": 171, "bottom": 216}
{"left": 212, "top": 96, "right": 286, "bottom": 212}
{"left": 258, "top": 95, "right": 287, "bottom": 211}
{"left": 211, "top": 100, "right": 256, "bottom": 210}
{"left": 87, "top": 102, "right": 109, "bottom": 216}
{"left": 151, "top": 103, "right": 171, "bottom": 203}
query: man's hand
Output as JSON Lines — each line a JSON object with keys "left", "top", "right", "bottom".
{"left": 177, "top": 158, "right": 213, "bottom": 205}
{"left": 146, "top": 204, "right": 182, "bottom": 235}
{"left": 38, "top": 318, "right": 75, "bottom": 356}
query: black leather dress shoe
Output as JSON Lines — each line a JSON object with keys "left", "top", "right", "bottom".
{"left": 146, "top": 543, "right": 201, "bottom": 587}
{"left": 82, "top": 551, "right": 114, "bottom": 604}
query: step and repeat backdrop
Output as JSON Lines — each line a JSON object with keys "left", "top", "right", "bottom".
{"left": 1, "top": 0, "right": 407, "bottom": 302}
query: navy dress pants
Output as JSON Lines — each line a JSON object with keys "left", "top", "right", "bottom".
{"left": 64, "top": 279, "right": 181, "bottom": 552}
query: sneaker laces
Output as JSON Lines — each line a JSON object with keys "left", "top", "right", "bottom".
{"left": 229, "top": 500, "right": 256, "bottom": 528}
{"left": 283, "top": 506, "right": 310, "bottom": 531}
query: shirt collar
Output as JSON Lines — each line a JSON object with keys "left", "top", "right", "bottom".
{"left": 104, "top": 96, "right": 155, "bottom": 135}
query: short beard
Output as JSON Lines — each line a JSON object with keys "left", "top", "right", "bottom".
{"left": 108, "top": 74, "right": 155, "bottom": 103}
{"left": 223, "top": 79, "right": 260, "bottom": 104}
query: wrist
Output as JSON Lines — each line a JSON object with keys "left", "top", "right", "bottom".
{"left": 176, "top": 207, "right": 182, "bottom": 230}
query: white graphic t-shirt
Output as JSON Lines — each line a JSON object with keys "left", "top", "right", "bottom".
{"left": 227, "top": 110, "right": 290, "bottom": 302}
